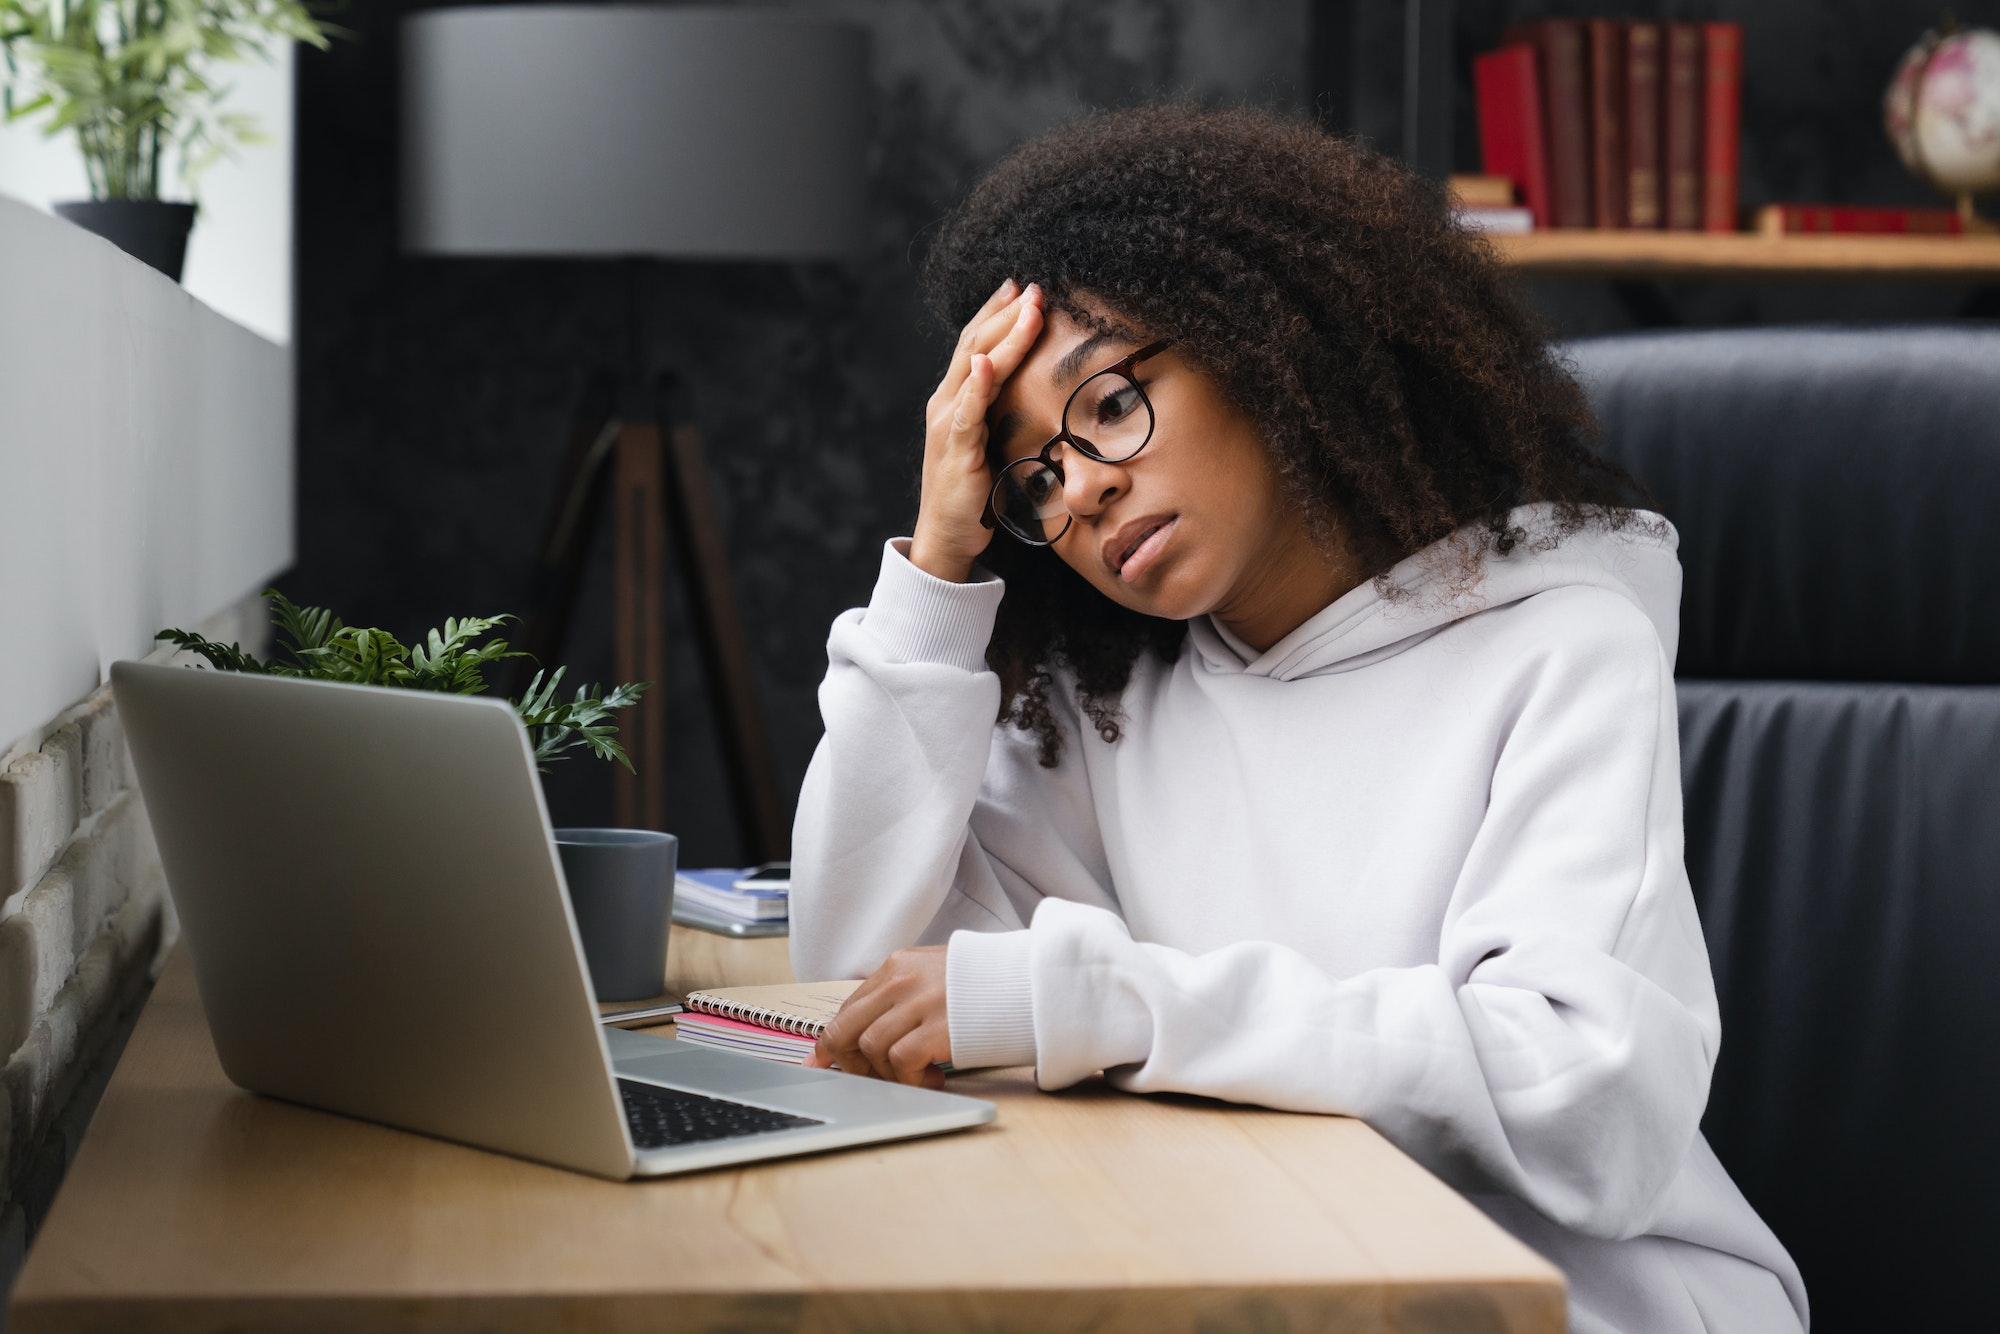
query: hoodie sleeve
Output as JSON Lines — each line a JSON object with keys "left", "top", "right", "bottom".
{"left": 789, "top": 540, "right": 1119, "bottom": 1066}
{"left": 1002, "top": 594, "right": 1718, "bottom": 1242}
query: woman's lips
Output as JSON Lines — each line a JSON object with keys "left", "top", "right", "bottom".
{"left": 1114, "top": 516, "right": 1177, "bottom": 581}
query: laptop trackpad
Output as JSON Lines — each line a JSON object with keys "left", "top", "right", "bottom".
{"left": 611, "top": 1037, "right": 837, "bottom": 1095}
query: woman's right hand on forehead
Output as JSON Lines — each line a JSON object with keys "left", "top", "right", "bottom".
{"left": 909, "top": 278, "right": 1044, "bottom": 584}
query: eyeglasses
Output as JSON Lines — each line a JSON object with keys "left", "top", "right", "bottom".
{"left": 982, "top": 338, "right": 1175, "bottom": 546}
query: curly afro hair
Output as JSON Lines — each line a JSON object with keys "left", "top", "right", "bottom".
{"left": 920, "top": 104, "right": 1638, "bottom": 767}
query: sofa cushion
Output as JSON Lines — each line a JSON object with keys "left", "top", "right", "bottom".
{"left": 1679, "top": 678, "right": 2000, "bottom": 1330}
{"left": 1569, "top": 326, "right": 2000, "bottom": 683}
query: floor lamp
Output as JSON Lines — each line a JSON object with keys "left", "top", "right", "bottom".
{"left": 400, "top": 6, "right": 867, "bottom": 855}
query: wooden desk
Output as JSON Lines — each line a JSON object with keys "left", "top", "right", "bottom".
{"left": 11, "top": 927, "right": 1565, "bottom": 1333}
{"left": 1492, "top": 229, "right": 2000, "bottom": 281}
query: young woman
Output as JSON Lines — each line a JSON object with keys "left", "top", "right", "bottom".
{"left": 790, "top": 106, "right": 1806, "bottom": 1334}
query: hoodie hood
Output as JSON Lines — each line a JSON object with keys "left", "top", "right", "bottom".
{"left": 1188, "top": 504, "right": 1682, "bottom": 681}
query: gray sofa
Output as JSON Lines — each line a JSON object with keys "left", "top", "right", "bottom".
{"left": 1569, "top": 325, "right": 2000, "bottom": 1332}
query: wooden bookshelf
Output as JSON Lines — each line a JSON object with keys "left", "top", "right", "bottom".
{"left": 1491, "top": 230, "right": 2000, "bottom": 281}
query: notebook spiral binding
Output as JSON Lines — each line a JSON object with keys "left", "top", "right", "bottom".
{"left": 686, "top": 993, "right": 826, "bottom": 1038}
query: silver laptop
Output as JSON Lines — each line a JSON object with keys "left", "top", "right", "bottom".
{"left": 111, "top": 661, "right": 993, "bottom": 1180}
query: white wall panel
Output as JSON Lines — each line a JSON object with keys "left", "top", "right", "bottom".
{"left": 0, "top": 195, "right": 292, "bottom": 753}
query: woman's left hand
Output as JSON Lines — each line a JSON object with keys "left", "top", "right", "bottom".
{"left": 805, "top": 946, "right": 951, "bottom": 1090}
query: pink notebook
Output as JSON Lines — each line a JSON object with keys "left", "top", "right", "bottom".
{"left": 674, "top": 1011, "right": 817, "bottom": 1063}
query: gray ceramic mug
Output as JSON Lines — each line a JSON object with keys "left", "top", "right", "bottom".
{"left": 553, "top": 828, "right": 678, "bottom": 1001}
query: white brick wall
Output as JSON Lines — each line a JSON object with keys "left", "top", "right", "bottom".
{"left": 0, "top": 593, "right": 268, "bottom": 1283}
{"left": 0, "top": 757, "right": 163, "bottom": 1062}
{"left": 3, "top": 190, "right": 291, "bottom": 1301}
{"left": 0, "top": 728, "right": 77, "bottom": 914}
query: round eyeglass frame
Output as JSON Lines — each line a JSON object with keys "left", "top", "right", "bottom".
{"left": 981, "top": 337, "right": 1176, "bottom": 547}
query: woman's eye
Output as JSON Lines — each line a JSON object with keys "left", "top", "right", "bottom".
{"left": 1093, "top": 382, "right": 1141, "bottom": 425}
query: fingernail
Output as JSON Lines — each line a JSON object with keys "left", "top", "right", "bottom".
{"left": 998, "top": 277, "right": 1018, "bottom": 296}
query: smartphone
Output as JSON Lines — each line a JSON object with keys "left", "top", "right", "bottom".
{"left": 733, "top": 861, "right": 792, "bottom": 891}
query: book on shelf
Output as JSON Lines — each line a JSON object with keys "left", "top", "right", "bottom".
{"left": 1663, "top": 22, "right": 1703, "bottom": 230}
{"left": 1701, "top": 22, "right": 1743, "bottom": 234}
{"left": 1447, "top": 173, "right": 1517, "bottom": 209}
{"left": 1474, "top": 47, "right": 1552, "bottom": 228}
{"left": 1446, "top": 174, "right": 1534, "bottom": 234}
{"left": 1504, "top": 20, "right": 1592, "bottom": 229}
{"left": 1586, "top": 19, "right": 1626, "bottom": 229}
{"left": 1755, "top": 204, "right": 1966, "bottom": 236}
{"left": 1625, "top": 22, "right": 1663, "bottom": 229}
{"left": 1476, "top": 16, "right": 1742, "bottom": 235}
{"left": 1457, "top": 206, "right": 1536, "bottom": 235}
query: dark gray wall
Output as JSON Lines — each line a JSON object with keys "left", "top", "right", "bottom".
{"left": 293, "top": 0, "right": 1993, "bottom": 864}
{"left": 292, "top": 0, "right": 1309, "bottom": 865}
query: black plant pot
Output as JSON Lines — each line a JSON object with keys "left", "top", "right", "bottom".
{"left": 53, "top": 201, "right": 198, "bottom": 282}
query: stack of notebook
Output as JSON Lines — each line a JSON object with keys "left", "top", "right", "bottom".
{"left": 673, "top": 981, "right": 861, "bottom": 1064}
{"left": 672, "top": 867, "right": 788, "bottom": 936}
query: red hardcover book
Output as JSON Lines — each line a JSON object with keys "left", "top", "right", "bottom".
{"left": 1755, "top": 204, "right": 1964, "bottom": 235}
{"left": 1702, "top": 22, "right": 1743, "bottom": 232}
{"left": 1506, "top": 20, "right": 1591, "bottom": 229}
{"left": 1475, "top": 45, "right": 1553, "bottom": 229}
{"left": 1625, "top": 22, "right": 1663, "bottom": 229}
{"left": 1663, "top": 23, "right": 1702, "bottom": 231}
{"left": 1587, "top": 20, "right": 1626, "bottom": 228}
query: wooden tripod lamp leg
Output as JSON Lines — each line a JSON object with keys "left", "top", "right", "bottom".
{"left": 520, "top": 372, "right": 778, "bottom": 851}
{"left": 662, "top": 423, "right": 789, "bottom": 862}
{"left": 612, "top": 421, "right": 670, "bottom": 832}
{"left": 510, "top": 373, "right": 618, "bottom": 703}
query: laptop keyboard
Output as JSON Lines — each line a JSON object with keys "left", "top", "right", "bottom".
{"left": 617, "top": 1078, "right": 824, "bottom": 1150}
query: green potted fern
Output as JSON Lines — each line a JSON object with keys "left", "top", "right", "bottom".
{"left": 0, "top": 0, "right": 339, "bottom": 279}
{"left": 160, "top": 591, "right": 646, "bottom": 772}
{"left": 162, "top": 593, "right": 656, "bottom": 997}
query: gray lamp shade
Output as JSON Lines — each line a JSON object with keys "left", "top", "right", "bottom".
{"left": 401, "top": 5, "right": 867, "bottom": 259}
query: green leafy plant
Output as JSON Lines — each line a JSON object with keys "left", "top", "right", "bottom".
{"left": 158, "top": 590, "right": 647, "bottom": 772}
{"left": 0, "top": 0, "right": 341, "bottom": 201}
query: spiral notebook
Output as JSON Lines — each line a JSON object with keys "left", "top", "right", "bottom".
{"left": 673, "top": 980, "right": 968, "bottom": 1074}
{"left": 681, "top": 980, "right": 861, "bottom": 1036}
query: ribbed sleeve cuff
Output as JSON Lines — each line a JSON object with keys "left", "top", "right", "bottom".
{"left": 945, "top": 928, "right": 1038, "bottom": 1070}
{"left": 861, "top": 539, "right": 1005, "bottom": 673}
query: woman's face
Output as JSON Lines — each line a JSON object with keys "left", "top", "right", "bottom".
{"left": 986, "top": 304, "right": 1356, "bottom": 648}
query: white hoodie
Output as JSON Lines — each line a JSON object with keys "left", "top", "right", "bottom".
{"left": 791, "top": 506, "right": 1807, "bottom": 1334}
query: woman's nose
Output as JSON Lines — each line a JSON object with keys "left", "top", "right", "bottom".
{"left": 1058, "top": 448, "right": 1123, "bottom": 520}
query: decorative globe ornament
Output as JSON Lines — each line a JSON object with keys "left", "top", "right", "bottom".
{"left": 1884, "top": 22, "right": 2000, "bottom": 230}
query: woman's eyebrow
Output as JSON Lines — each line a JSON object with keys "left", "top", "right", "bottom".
{"left": 1052, "top": 332, "right": 1120, "bottom": 386}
